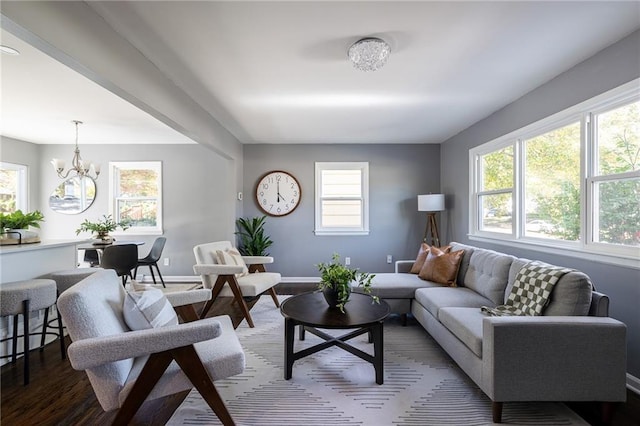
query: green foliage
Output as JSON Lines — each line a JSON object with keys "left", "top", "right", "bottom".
{"left": 76, "top": 214, "right": 131, "bottom": 235}
{"left": 235, "top": 216, "right": 273, "bottom": 256}
{"left": 0, "top": 210, "right": 44, "bottom": 230}
{"left": 316, "top": 253, "right": 378, "bottom": 313}
{"left": 534, "top": 181, "right": 580, "bottom": 241}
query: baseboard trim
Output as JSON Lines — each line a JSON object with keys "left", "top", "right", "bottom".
{"left": 628, "top": 373, "right": 640, "bottom": 395}
{"left": 136, "top": 275, "right": 321, "bottom": 284}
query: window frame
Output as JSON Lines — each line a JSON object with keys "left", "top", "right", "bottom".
{"left": 469, "top": 79, "right": 639, "bottom": 268}
{"left": 314, "top": 161, "right": 369, "bottom": 236}
{"left": 108, "top": 161, "right": 163, "bottom": 235}
{"left": 0, "top": 162, "right": 28, "bottom": 213}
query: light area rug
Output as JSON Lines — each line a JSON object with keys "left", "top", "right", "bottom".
{"left": 168, "top": 295, "right": 588, "bottom": 426}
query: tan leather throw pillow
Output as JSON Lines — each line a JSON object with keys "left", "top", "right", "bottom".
{"left": 409, "top": 243, "right": 430, "bottom": 274}
{"left": 418, "top": 246, "right": 464, "bottom": 286}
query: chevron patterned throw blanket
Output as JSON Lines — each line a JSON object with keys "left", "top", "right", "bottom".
{"left": 481, "top": 261, "right": 573, "bottom": 316}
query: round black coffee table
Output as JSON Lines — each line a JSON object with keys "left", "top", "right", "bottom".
{"left": 280, "top": 291, "right": 390, "bottom": 384}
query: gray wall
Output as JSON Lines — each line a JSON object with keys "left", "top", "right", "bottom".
{"left": 2, "top": 139, "right": 240, "bottom": 277}
{"left": 243, "top": 144, "right": 440, "bottom": 277}
{"left": 1, "top": 136, "right": 41, "bottom": 211}
{"left": 440, "top": 31, "right": 640, "bottom": 378}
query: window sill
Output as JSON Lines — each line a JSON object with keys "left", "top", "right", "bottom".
{"left": 314, "top": 230, "right": 370, "bottom": 236}
{"left": 468, "top": 234, "right": 639, "bottom": 270}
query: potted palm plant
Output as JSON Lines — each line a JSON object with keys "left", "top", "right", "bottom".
{"left": 235, "top": 215, "right": 273, "bottom": 256}
{"left": 317, "top": 253, "right": 378, "bottom": 312}
{"left": 76, "top": 214, "right": 130, "bottom": 243}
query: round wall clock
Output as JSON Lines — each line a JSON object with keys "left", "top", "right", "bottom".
{"left": 255, "top": 170, "right": 301, "bottom": 217}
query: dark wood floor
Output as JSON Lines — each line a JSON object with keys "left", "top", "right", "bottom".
{"left": 2, "top": 283, "right": 639, "bottom": 425}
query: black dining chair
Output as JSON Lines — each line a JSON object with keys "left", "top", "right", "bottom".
{"left": 100, "top": 244, "right": 138, "bottom": 286}
{"left": 134, "top": 237, "right": 166, "bottom": 287}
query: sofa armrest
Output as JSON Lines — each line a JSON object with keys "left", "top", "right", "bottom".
{"left": 242, "top": 256, "right": 274, "bottom": 265}
{"left": 482, "top": 316, "right": 627, "bottom": 402}
{"left": 395, "top": 260, "right": 414, "bottom": 273}
{"left": 68, "top": 317, "right": 223, "bottom": 370}
{"left": 193, "top": 264, "right": 243, "bottom": 275}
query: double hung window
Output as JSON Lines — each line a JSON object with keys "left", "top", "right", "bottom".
{"left": 109, "top": 161, "right": 162, "bottom": 234}
{"left": 470, "top": 80, "right": 639, "bottom": 264}
{"left": 0, "top": 162, "right": 27, "bottom": 213}
{"left": 315, "top": 162, "right": 369, "bottom": 235}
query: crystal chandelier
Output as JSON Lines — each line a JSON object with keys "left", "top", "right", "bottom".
{"left": 348, "top": 37, "right": 391, "bottom": 72}
{"left": 51, "top": 120, "right": 100, "bottom": 180}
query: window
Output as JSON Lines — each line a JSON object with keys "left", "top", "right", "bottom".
{"left": 109, "top": 161, "right": 162, "bottom": 234}
{"left": 0, "top": 162, "right": 27, "bottom": 213}
{"left": 470, "top": 80, "right": 639, "bottom": 265}
{"left": 315, "top": 162, "right": 369, "bottom": 235}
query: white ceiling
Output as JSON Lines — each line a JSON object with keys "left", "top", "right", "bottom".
{"left": 1, "top": 1, "right": 639, "bottom": 146}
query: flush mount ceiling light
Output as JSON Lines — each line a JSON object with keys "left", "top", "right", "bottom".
{"left": 0, "top": 45, "right": 20, "bottom": 55}
{"left": 348, "top": 37, "right": 390, "bottom": 72}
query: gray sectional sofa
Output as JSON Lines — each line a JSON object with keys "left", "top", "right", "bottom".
{"left": 355, "top": 242, "right": 627, "bottom": 423}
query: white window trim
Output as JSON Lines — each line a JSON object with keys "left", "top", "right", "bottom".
{"left": 314, "top": 161, "right": 369, "bottom": 236}
{"left": 469, "top": 79, "right": 640, "bottom": 268}
{"left": 0, "top": 162, "right": 28, "bottom": 212}
{"left": 108, "top": 161, "right": 163, "bottom": 235}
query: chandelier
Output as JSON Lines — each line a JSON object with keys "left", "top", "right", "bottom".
{"left": 51, "top": 120, "right": 100, "bottom": 180}
{"left": 348, "top": 37, "right": 390, "bottom": 72}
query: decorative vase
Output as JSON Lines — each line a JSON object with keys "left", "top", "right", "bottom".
{"left": 322, "top": 285, "right": 351, "bottom": 309}
{"left": 94, "top": 232, "right": 113, "bottom": 244}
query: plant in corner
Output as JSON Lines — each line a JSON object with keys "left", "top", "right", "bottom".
{"left": 316, "top": 253, "right": 378, "bottom": 313}
{"left": 235, "top": 215, "right": 273, "bottom": 256}
{"left": 76, "top": 214, "right": 131, "bottom": 242}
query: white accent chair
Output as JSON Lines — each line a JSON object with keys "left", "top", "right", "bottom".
{"left": 193, "top": 241, "right": 281, "bottom": 328}
{"left": 57, "top": 269, "right": 245, "bottom": 425}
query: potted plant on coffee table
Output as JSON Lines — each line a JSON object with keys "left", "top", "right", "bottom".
{"left": 76, "top": 214, "right": 131, "bottom": 243}
{"left": 316, "top": 253, "right": 378, "bottom": 313}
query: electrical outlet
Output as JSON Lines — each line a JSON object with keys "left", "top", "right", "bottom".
{"left": 387, "top": 255, "right": 393, "bottom": 264}
{"left": 163, "top": 258, "right": 170, "bottom": 266}
{"left": 345, "top": 257, "right": 351, "bottom": 266}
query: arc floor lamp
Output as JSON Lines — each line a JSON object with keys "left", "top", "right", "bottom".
{"left": 418, "top": 194, "right": 445, "bottom": 247}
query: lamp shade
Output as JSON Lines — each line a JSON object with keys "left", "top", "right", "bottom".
{"left": 418, "top": 194, "right": 445, "bottom": 212}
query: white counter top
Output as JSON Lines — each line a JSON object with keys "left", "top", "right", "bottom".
{"left": 0, "top": 239, "right": 90, "bottom": 254}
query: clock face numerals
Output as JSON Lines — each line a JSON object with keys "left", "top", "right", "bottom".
{"left": 256, "top": 171, "right": 301, "bottom": 217}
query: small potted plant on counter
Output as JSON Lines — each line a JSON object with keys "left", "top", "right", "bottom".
{"left": 0, "top": 210, "right": 45, "bottom": 244}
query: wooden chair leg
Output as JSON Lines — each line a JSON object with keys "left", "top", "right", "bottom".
{"left": 153, "top": 263, "right": 166, "bottom": 288}
{"left": 601, "top": 401, "right": 616, "bottom": 425}
{"left": 200, "top": 276, "right": 227, "bottom": 319}
{"left": 112, "top": 351, "right": 174, "bottom": 425}
{"left": 492, "top": 401, "right": 503, "bottom": 423}
{"left": 172, "top": 345, "right": 235, "bottom": 426}
{"left": 226, "top": 276, "right": 254, "bottom": 328}
{"left": 268, "top": 287, "right": 280, "bottom": 308}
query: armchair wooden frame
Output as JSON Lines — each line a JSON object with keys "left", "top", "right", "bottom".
{"left": 114, "top": 344, "right": 234, "bottom": 426}
{"left": 198, "top": 267, "right": 280, "bottom": 328}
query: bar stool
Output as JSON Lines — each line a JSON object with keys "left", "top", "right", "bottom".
{"left": 38, "top": 268, "right": 99, "bottom": 357}
{"left": 0, "top": 279, "right": 57, "bottom": 385}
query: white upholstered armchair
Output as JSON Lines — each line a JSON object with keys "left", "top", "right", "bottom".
{"left": 193, "top": 241, "right": 281, "bottom": 327}
{"left": 57, "top": 269, "right": 245, "bottom": 425}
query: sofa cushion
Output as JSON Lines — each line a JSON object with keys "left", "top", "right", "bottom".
{"left": 449, "top": 242, "right": 475, "bottom": 286}
{"left": 506, "top": 258, "right": 593, "bottom": 315}
{"left": 463, "top": 248, "right": 515, "bottom": 305}
{"left": 439, "top": 307, "right": 484, "bottom": 357}
{"left": 353, "top": 272, "right": 438, "bottom": 299}
{"left": 418, "top": 247, "right": 465, "bottom": 286}
{"left": 414, "top": 287, "right": 494, "bottom": 320}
